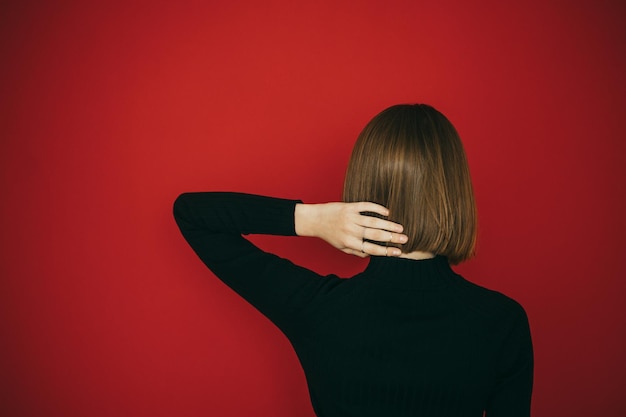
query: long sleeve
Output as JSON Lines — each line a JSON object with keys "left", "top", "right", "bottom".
{"left": 173, "top": 192, "right": 340, "bottom": 334}
{"left": 486, "top": 306, "right": 534, "bottom": 416}
{"left": 173, "top": 192, "right": 534, "bottom": 417}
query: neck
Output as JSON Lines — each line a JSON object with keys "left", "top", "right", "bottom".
{"left": 399, "top": 250, "right": 436, "bottom": 260}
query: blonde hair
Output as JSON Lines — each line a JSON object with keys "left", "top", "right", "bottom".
{"left": 343, "top": 104, "right": 477, "bottom": 264}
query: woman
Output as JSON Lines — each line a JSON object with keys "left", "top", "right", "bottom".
{"left": 173, "top": 104, "right": 533, "bottom": 416}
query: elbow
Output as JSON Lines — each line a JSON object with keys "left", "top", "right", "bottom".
{"left": 173, "top": 193, "right": 192, "bottom": 223}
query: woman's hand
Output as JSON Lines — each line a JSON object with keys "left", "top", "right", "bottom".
{"left": 295, "top": 202, "right": 408, "bottom": 257}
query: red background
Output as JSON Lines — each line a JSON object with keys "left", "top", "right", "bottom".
{"left": 1, "top": 1, "right": 625, "bottom": 416}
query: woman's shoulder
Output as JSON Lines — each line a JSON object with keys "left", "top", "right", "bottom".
{"left": 453, "top": 275, "right": 529, "bottom": 323}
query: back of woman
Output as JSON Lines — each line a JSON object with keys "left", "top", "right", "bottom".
{"left": 173, "top": 104, "right": 533, "bottom": 416}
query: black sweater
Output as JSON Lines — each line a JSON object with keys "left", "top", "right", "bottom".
{"left": 173, "top": 192, "right": 533, "bottom": 416}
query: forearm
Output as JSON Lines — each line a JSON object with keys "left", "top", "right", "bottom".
{"left": 174, "top": 192, "right": 301, "bottom": 237}
{"left": 173, "top": 192, "right": 333, "bottom": 332}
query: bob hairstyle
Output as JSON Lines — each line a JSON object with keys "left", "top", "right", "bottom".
{"left": 343, "top": 104, "right": 477, "bottom": 264}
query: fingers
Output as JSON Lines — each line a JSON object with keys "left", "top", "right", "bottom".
{"left": 345, "top": 243, "right": 400, "bottom": 258}
{"left": 342, "top": 201, "right": 407, "bottom": 258}
{"left": 361, "top": 240, "right": 402, "bottom": 257}
{"left": 356, "top": 212, "right": 404, "bottom": 233}
{"left": 356, "top": 230, "right": 405, "bottom": 257}
{"left": 354, "top": 202, "right": 390, "bottom": 217}
{"left": 345, "top": 248, "right": 369, "bottom": 258}
{"left": 363, "top": 228, "right": 408, "bottom": 245}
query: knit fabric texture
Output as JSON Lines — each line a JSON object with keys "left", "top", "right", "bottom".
{"left": 173, "top": 192, "right": 533, "bottom": 417}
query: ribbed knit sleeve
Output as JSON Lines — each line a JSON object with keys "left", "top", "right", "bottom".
{"left": 486, "top": 305, "right": 534, "bottom": 416}
{"left": 173, "top": 192, "right": 340, "bottom": 333}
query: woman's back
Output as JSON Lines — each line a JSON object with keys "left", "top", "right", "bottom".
{"left": 292, "top": 256, "right": 532, "bottom": 416}
{"left": 173, "top": 192, "right": 532, "bottom": 417}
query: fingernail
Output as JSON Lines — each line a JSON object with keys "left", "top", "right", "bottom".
{"left": 393, "top": 249, "right": 401, "bottom": 256}
{"left": 399, "top": 235, "right": 408, "bottom": 243}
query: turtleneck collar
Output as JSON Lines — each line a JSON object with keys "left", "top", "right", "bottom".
{"left": 363, "top": 255, "right": 460, "bottom": 290}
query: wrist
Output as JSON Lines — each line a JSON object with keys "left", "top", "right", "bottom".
{"left": 294, "top": 203, "right": 320, "bottom": 237}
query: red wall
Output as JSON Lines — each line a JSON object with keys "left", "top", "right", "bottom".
{"left": 1, "top": 1, "right": 624, "bottom": 416}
